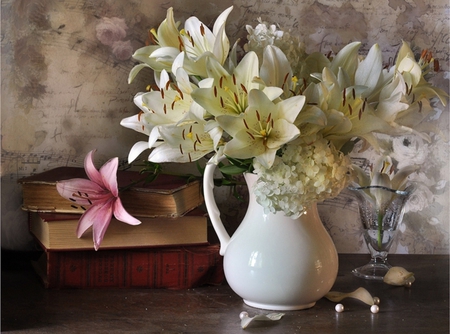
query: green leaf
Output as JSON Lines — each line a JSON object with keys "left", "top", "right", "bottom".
{"left": 219, "top": 165, "right": 247, "bottom": 175}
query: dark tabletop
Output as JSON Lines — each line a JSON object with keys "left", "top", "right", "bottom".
{"left": 2, "top": 251, "right": 449, "bottom": 333}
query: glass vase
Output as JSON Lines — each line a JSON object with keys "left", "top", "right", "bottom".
{"left": 349, "top": 185, "right": 415, "bottom": 280}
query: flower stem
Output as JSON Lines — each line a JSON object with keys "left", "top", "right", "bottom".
{"left": 377, "top": 212, "right": 383, "bottom": 249}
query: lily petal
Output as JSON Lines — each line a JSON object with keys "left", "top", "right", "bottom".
{"left": 76, "top": 200, "right": 112, "bottom": 240}
{"left": 330, "top": 41, "right": 361, "bottom": 77}
{"left": 113, "top": 197, "right": 142, "bottom": 226}
{"left": 99, "top": 157, "right": 119, "bottom": 197}
{"left": 91, "top": 200, "right": 115, "bottom": 251}
{"left": 56, "top": 178, "right": 110, "bottom": 205}
{"left": 355, "top": 43, "right": 383, "bottom": 96}
{"left": 128, "top": 141, "right": 151, "bottom": 163}
{"left": 84, "top": 150, "right": 103, "bottom": 186}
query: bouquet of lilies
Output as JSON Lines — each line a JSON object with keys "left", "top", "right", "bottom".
{"left": 57, "top": 6, "right": 447, "bottom": 249}
{"left": 120, "top": 6, "right": 446, "bottom": 218}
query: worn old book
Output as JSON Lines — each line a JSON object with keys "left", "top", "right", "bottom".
{"left": 19, "top": 167, "right": 203, "bottom": 218}
{"left": 29, "top": 209, "right": 208, "bottom": 251}
{"left": 31, "top": 244, "right": 224, "bottom": 289}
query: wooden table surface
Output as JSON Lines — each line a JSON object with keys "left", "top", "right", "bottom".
{"left": 2, "top": 252, "right": 448, "bottom": 333}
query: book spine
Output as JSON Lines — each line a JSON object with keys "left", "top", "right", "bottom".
{"left": 43, "top": 246, "right": 224, "bottom": 289}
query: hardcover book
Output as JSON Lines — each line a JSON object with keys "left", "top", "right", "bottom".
{"left": 31, "top": 245, "right": 224, "bottom": 289}
{"left": 19, "top": 167, "right": 203, "bottom": 218}
{"left": 29, "top": 209, "right": 208, "bottom": 251}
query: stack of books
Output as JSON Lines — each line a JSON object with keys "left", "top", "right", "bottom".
{"left": 19, "top": 167, "right": 224, "bottom": 289}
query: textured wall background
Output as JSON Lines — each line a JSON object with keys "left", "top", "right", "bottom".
{"left": 1, "top": 0, "right": 449, "bottom": 253}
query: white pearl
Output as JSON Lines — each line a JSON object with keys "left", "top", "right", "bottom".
{"left": 373, "top": 297, "right": 380, "bottom": 305}
{"left": 370, "top": 305, "right": 380, "bottom": 314}
{"left": 239, "top": 311, "right": 249, "bottom": 320}
{"left": 335, "top": 303, "right": 344, "bottom": 313}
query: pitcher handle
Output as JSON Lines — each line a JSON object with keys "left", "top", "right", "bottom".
{"left": 203, "top": 155, "right": 230, "bottom": 255}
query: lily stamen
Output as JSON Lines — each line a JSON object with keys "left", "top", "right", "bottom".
{"left": 173, "top": 85, "right": 184, "bottom": 99}
{"left": 255, "top": 110, "right": 261, "bottom": 121}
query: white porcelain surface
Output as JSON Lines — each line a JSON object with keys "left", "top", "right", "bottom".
{"left": 203, "top": 159, "right": 339, "bottom": 311}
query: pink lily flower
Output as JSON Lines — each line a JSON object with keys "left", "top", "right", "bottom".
{"left": 56, "top": 150, "right": 141, "bottom": 250}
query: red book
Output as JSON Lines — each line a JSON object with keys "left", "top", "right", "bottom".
{"left": 32, "top": 245, "right": 224, "bottom": 289}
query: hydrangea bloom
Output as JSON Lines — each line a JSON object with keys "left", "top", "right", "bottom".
{"left": 253, "top": 136, "right": 352, "bottom": 218}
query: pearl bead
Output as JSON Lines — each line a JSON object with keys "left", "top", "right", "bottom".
{"left": 370, "top": 305, "right": 380, "bottom": 314}
{"left": 335, "top": 303, "right": 344, "bottom": 313}
{"left": 239, "top": 311, "right": 249, "bottom": 320}
{"left": 405, "top": 281, "right": 413, "bottom": 288}
{"left": 373, "top": 297, "right": 380, "bottom": 305}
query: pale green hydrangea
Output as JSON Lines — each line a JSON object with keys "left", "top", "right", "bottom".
{"left": 253, "top": 137, "right": 352, "bottom": 218}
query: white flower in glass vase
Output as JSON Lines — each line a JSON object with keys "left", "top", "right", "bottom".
{"left": 352, "top": 155, "right": 419, "bottom": 204}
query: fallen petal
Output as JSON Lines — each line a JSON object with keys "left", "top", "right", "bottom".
{"left": 240, "top": 312, "right": 284, "bottom": 329}
{"left": 383, "top": 266, "right": 415, "bottom": 286}
{"left": 325, "top": 287, "right": 376, "bottom": 306}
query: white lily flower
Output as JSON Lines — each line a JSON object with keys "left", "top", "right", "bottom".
{"left": 191, "top": 51, "right": 262, "bottom": 116}
{"left": 122, "top": 67, "right": 207, "bottom": 163}
{"left": 128, "top": 8, "right": 181, "bottom": 81}
{"left": 149, "top": 122, "right": 215, "bottom": 163}
{"left": 305, "top": 67, "right": 394, "bottom": 151}
{"left": 191, "top": 51, "right": 285, "bottom": 118}
{"left": 129, "top": 6, "right": 233, "bottom": 80}
{"left": 216, "top": 89, "right": 305, "bottom": 168}
{"left": 180, "top": 6, "right": 233, "bottom": 76}
{"left": 390, "top": 41, "right": 448, "bottom": 135}
{"left": 260, "top": 45, "right": 292, "bottom": 97}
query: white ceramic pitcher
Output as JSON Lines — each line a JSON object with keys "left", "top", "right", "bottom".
{"left": 203, "top": 157, "right": 339, "bottom": 311}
